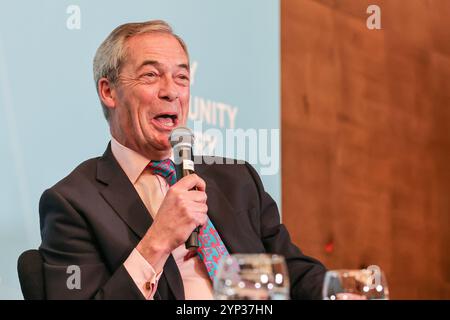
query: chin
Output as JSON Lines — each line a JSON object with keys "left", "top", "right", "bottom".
{"left": 146, "top": 135, "right": 171, "bottom": 151}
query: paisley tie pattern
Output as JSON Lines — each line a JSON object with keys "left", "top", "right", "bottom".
{"left": 147, "top": 159, "right": 230, "bottom": 281}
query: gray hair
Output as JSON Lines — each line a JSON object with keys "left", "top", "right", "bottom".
{"left": 93, "top": 20, "right": 189, "bottom": 121}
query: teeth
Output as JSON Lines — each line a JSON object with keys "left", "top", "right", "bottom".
{"left": 155, "top": 117, "right": 175, "bottom": 127}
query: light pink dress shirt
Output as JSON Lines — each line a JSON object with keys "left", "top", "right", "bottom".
{"left": 111, "top": 137, "right": 214, "bottom": 300}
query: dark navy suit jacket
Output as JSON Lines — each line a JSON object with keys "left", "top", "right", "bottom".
{"left": 39, "top": 143, "right": 326, "bottom": 299}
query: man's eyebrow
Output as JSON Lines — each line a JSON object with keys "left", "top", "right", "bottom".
{"left": 138, "top": 60, "right": 190, "bottom": 71}
{"left": 178, "top": 63, "right": 189, "bottom": 71}
{"left": 138, "top": 60, "right": 160, "bottom": 70}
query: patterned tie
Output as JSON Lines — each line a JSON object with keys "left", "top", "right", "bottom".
{"left": 147, "top": 159, "right": 230, "bottom": 281}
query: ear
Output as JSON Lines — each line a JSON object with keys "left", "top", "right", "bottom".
{"left": 98, "top": 77, "right": 117, "bottom": 109}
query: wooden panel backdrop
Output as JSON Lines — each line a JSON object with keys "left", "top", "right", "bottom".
{"left": 281, "top": 0, "right": 450, "bottom": 299}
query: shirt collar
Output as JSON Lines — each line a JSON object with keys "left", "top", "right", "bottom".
{"left": 110, "top": 137, "right": 151, "bottom": 184}
{"left": 110, "top": 136, "right": 174, "bottom": 184}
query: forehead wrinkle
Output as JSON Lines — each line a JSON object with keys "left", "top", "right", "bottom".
{"left": 124, "top": 35, "right": 189, "bottom": 73}
{"left": 137, "top": 60, "right": 189, "bottom": 74}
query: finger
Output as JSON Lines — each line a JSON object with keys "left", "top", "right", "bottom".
{"left": 186, "top": 202, "right": 208, "bottom": 215}
{"left": 199, "top": 212, "right": 208, "bottom": 226}
{"left": 187, "top": 190, "right": 208, "bottom": 203}
{"left": 174, "top": 174, "right": 206, "bottom": 191}
{"left": 191, "top": 210, "right": 209, "bottom": 227}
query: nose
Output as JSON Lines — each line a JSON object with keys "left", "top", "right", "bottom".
{"left": 158, "top": 75, "right": 179, "bottom": 102}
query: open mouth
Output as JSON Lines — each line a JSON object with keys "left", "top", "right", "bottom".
{"left": 152, "top": 112, "right": 179, "bottom": 129}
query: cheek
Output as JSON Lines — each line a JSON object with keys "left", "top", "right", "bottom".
{"left": 125, "top": 84, "right": 156, "bottom": 105}
{"left": 137, "top": 88, "right": 156, "bottom": 103}
{"left": 132, "top": 89, "right": 157, "bottom": 123}
{"left": 180, "top": 91, "right": 190, "bottom": 117}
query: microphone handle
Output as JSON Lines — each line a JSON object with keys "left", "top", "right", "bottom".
{"left": 186, "top": 226, "right": 200, "bottom": 249}
{"left": 182, "top": 168, "right": 200, "bottom": 250}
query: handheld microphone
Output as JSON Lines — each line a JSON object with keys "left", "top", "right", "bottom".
{"left": 169, "top": 127, "right": 199, "bottom": 250}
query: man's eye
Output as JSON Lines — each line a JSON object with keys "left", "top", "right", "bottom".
{"left": 178, "top": 75, "right": 189, "bottom": 81}
{"left": 145, "top": 72, "right": 157, "bottom": 78}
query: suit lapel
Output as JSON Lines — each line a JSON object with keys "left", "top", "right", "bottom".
{"left": 96, "top": 143, "right": 184, "bottom": 299}
{"left": 97, "top": 144, "right": 152, "bottom": 239}
{"left": 201, "top": 178, "right": 238, "bottom": 253}
{"left": 160, "top": 255, "right": 184, "bottom": 299}
{"left": 198, "top": 165, "right": 265, "bottom": 254}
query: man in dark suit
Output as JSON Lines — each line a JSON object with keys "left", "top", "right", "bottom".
{"left": 39, "top": 20, "right": 326, "bottom": 300}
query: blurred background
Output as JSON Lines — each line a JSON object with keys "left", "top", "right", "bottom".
{"left": 282, "top": 0, "right": 450, "bottom": 299}
{"left": 0, "top": 0, "right": 280, "bottom": 299}
{"left": 1, "top": 0, "right": 449, "bottom": 299}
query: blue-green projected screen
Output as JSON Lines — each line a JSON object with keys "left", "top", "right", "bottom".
{"left": 0, "top": 0, "right": 279, "bottom": 299}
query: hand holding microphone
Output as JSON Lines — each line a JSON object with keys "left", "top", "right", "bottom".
{"left": 136, "top": 127, "right": 207, "bottom": 269}
{"left": 169, "top": 127, "right": 202, "bottom": 250}
{"left": 136, "top": 173, "right": 207, "bottom": 272}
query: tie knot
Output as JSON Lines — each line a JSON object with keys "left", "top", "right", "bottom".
{"left": 147, "top": 159, "right": 177, "bottom": 186}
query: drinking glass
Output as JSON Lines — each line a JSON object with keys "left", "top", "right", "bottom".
{"left": 213, "top": 254, "right": 290, "bottom": 300}
{"left": 322, "top": 265, "right": 389, "bottom": 300}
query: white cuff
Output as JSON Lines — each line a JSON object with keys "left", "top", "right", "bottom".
{"left": 124, "top": 248, "right": 163, "bottom": 300}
